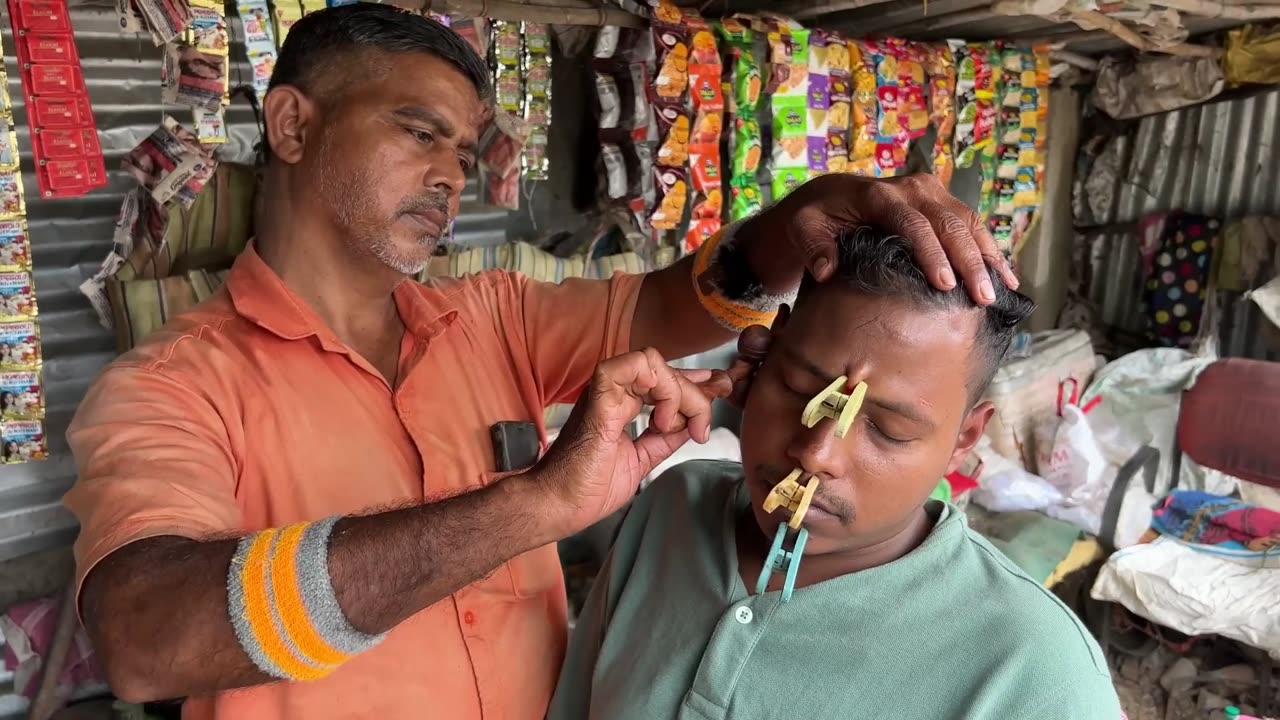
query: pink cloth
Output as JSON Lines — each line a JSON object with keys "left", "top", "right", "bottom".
{"left": 0, "top": 594, "right": 103, "bottom": 699}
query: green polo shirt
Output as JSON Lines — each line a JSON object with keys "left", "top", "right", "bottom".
{"left": 549, "top": 460, "right": 1121, "bottom": 720}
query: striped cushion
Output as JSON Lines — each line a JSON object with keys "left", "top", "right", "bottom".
{"left": 107, "top": 269, "right": 230, "bottom": 353}
{"left": 423, "top": 242, "right": 648, "bottom": 282}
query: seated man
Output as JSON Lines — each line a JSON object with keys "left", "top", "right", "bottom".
{"left": 548, "top": 227, "right": 1122, "bottom": 720}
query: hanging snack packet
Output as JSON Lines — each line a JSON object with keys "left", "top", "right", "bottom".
{"left": 685, "top": 14, "right": 721, "bottom": 253}
{"left": 193, "top": 106, "right": 228, "bottom": 145}
{"left": 161, "top": 43, "right": 226, "bottom": 112}
{"left": 655, "top": 104, "right": 691, "bottom": 166}
{"left": 1, "top": 420, "right": 47, "bottom": 463}
{"left": 272, "top": 0, "right": 304, "bottom": 47}
{"left": 134, "top": 0, "right": 191, "bottom": 45}
{"left": 806, "top": 30, "right": 830, "bottom": 176}
{"left": 771, "top": 97, "right": 807, "bottom": 176}
{"left": 848, "top": 40, "right": 878, "bottom": 176}
{"left": 972, "top": 42, "right": 998, "bottom": 166}
{"left": 186, "top": 0, "right": 228, "bottom": 55}
{"left": 717, "top": 18, "right": 762, "bottom": 222}
{"left": 0, "top": 221, "right": 31, "bottom": 272}
{"left": 951, "top": 40, "right": 978, "bottom": 168}
{"left": 123, "top": 115, "right": 217, "bottom": 208}
{"left": 898, "top": 41, "right": 929, "bottom": 140}
{"left": 521, "top": 21, "right": 552, "bottom": 180}
{"left": 865, "top": 40, "right": 901, "bottom": 177}
{"left": 236, "top": 0, "right": 276, "bottom": 102}
{"left": 650, "top": 166, "right": 688, "bottom": 232}
{"left": 730, "top": 178, "right": 762, "bottom": 220}
{"left": 652, "top": 13, "right": 690, "bottom": 102}
{"left": 0, "top": 370, "right": 43, "bottom": 420}
{"left": 0, "top": 171, "right": 25, "bottom": 219}
{"left": 768, "top": 22, "right": 810, "bottom": 199}
{"left": 479, "top": 110, "right": 529, "bottom": 180}
{"left": 0, "top": 272, "right": 37, "bottom": 322}
{"left": 926, "top": 43, "right": 956, "bottom": 187}
{"left": 491, "top": 21, "right": 522, "bottom": 116}
{"left": 821, "top": 31, "right": 851, "bottom": 173}
{"left": 0, "top": 321, "right": 39, "bottom": 370}
{"left": 0, "top": 126, "right": 16, "bottom": 173}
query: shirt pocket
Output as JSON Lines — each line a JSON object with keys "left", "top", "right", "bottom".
{"left": 474, "top": 472, "right": 563, "bottom": 600}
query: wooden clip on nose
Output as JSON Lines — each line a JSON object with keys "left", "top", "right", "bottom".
{"left": 801, "top": 375, "right": 868, "bottom": 439}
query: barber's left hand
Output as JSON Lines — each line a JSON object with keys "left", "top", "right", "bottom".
{"left": 738, "top": 173, "right": 1020, "bottom": 305}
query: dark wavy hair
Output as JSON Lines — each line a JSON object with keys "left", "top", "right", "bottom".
{"left": 795, "top": 226, "right": 1036, "bottom": 400}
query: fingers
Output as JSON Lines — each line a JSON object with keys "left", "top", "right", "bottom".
{"left": 638, "top": 349, "right": 714, "bottom": 443}
{"left": 630, "top": 427, "right": 693, "bottom": 478}
{"left": 725, "top": 323, "right": 774, "bottom": 408}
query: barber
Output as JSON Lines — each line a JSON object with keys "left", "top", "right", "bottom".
{"left": 64, "top": 5, "right": 1017, "bottom": 720}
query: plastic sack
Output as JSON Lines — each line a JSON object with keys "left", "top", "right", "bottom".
{"left": 1092, "top": 536, "right": 1280, "bottom": 659}
{"left": 1081, "top": 348, "right": 1234, "bottom": 495}
{"left": 972, "top": 435, "right": 1063, "bottom": 512}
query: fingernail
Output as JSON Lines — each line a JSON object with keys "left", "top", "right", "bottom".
{"left": 939, "top": 268, "right": 956, "bottom": 288}
{"left": 980, "top": 277, "right": 995, "bottom": 301}
{"left": 814, "top": 257, "right": 830, "bottom": 277}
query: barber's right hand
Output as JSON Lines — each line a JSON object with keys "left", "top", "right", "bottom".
{"left": 533, "top": 348, "right": 730, "bottom": 536}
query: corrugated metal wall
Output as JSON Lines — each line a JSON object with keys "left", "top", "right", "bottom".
{"left": 1082, "top": 87, "right": 1280, "bottom": 360}
{"left": 0, "top": 6, "right": 515, "bottom": 566}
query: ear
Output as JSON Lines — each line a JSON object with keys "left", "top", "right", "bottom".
{"left": 724, "top": 304, "right": 789, "bottom": 408}
{"left": 946, "top": 400, "right": 994, "bottom": 475}
{"left": 263, "top": 85, "right": 319, "bottom": 165}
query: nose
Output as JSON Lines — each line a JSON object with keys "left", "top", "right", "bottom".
{"left": 424, "top": 150, "right": 466, "bottom": 206}
{"left": 785, "top": 420, "right": 851, "bottom": 482}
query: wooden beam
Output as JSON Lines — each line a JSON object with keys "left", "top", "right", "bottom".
{"left": 404, "top": 0, "right": 646, "bottom": 26}
{"left": 1066, "top": 9, "right": 1223, "bottom": 56}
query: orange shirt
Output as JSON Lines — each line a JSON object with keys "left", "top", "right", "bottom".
{"left": 64, "top": 245, "right": 643, "bottom": 720}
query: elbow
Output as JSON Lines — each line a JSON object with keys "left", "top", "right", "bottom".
{"left": 94, "top": 630, "right": 172, "bottom": 704}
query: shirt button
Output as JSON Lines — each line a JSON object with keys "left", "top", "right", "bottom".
{"left": 734, "top": 606, "right": 753, "bottom": 625}
{"left": 463, "top": 610, "right": 476, "bottom": 625}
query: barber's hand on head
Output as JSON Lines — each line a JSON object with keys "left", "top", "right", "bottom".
{"left": 740, "top": 173, "right": 1020, "bottom": 305}
{"left": 534, "top": 349, "right": 732, "bottom": 535}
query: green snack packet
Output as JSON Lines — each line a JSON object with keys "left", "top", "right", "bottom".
{"left": 730, "top": 177, "right": 762, "bottom": 221}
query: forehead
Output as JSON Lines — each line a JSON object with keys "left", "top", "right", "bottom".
{"left": 337, "top": 50, "right": 485, "bottom": 127}
{"left": 781, "top": 287, "right": 980, "bottom": 407}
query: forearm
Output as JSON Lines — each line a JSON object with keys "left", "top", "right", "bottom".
{"left": 84, "top": 473, "right": 553, "bottom": 702}
{"left": 632, "top": 254, "right": 733, "bottom": 358}
{"left": 631, "top": 218, "right": 798, "bottom": 358}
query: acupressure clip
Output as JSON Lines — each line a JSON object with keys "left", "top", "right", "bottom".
{"left": 801, "top": 375, "right": 868, "bottom": 438}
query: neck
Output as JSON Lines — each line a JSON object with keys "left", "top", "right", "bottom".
{"left": 740, "top": 505, "right": 934, "bottom": 591}
{"left": 255, "top": 173, "right": 405, "bottom": 345}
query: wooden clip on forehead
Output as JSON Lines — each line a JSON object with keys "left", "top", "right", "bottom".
{"left": 801, "top": 375, "right": 868, "bottom": 439}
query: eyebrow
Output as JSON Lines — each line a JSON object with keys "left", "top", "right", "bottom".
{"left": 391, "top": 105, "right": 478, "bottom": 156}
{"left": 780, "top": 345, "right": 934, "bottom": 428}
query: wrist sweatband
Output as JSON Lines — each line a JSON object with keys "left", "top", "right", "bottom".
{"left": 692, "top": 222, "right": 795, "bottom": 331}
{"left": 228, "top": 516, "right": 384, "bottom": 681}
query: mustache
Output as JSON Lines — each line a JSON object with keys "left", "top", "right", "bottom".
{"left": 756, "top": 464, "right": 856, "bottom": 525}
{"left": 396, "top": 194, "right": 453, "bottom": 223}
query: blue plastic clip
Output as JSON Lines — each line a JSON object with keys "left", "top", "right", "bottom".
{"left": 755, "top": 523, "right": 808, "bottom": 602}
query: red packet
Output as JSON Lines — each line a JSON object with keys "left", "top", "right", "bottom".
{"left": 29, "top": 96, "right": 92, "bottom": 128}
{"left": 14, "top": 0, "right": 71, "bottom": 31}
{"left": 27, "top": 64, "right": 86, "bottom": 95}
{"left": 35, "top": 127, "right": 101, "bottom": 159}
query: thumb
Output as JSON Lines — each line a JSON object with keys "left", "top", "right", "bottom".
{"left": 631, "top": 427, "right": 693, "bottom": 477}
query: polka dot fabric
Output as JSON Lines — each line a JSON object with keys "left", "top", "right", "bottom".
{"left": 1142, "top": 212, "right": 1218, "bottom": 348}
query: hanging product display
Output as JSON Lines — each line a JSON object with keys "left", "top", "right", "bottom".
{"left": 806, "top": 29, "right": 830, "bottom": 178}
{"left": 684, "top": 12, "right": 722, "bottom": 254}
{"left": 648, "top": 0, "right": 691, "bottom": 238}
{"left": 521, "top": 22, "right": 552, "bottom": 180}
{"left": 478, "top": 110, "right": 529, "bottom": 210}
{"left": 763, "top": 17, "right": 809, "bottom": 199}
{"left": 122, "top": 115, "right": 219, "bottom": 209}
{"left": 717, "top": 17, "right": 762, "bottom": 222}
{"left": 847, "top": 40, "right": 877, "bottom": 176}
{"left": 7, "top": 0, "right": 109, "bottom": 199}
{"left": 273, "top": 0, "right": 305, "bottom": 46}
{"left": 0, "top": 31, "right": 46, "bottom": 464}
{"left": 593, "top": 24, "right": 655, "bottom": 231}
{"left": 237, "top": 0, "right": 278, "bottom": 103}
{"left": 926, "top": 44, "right": 956, "bottom": 187}
{"left": 822, "top": 31, "right": 850, "bottom": 174}
{"left": 184, "top": 0, "right": 230, "bottom": 143}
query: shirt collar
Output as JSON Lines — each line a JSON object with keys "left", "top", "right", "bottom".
{"left": 226, "top": 243, "right": 458, "bottom": 348}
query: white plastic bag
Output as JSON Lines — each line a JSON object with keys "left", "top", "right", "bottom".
{"left": 973, "top": 436, "right": 1063, "bottom": 512}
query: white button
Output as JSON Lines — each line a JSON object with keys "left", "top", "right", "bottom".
{"left": 734, "top": 606, "right": 754, "bottom": 624}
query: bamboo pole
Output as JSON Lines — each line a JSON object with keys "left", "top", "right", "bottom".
{"left": 791, "top": 0, "right": 907, "bottom": 19}
{"left": 407, "top": 0, "right": 646, "bottom": 26}
{"left": 1151, "top": 0, "right": 1280, "bottom": 19}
